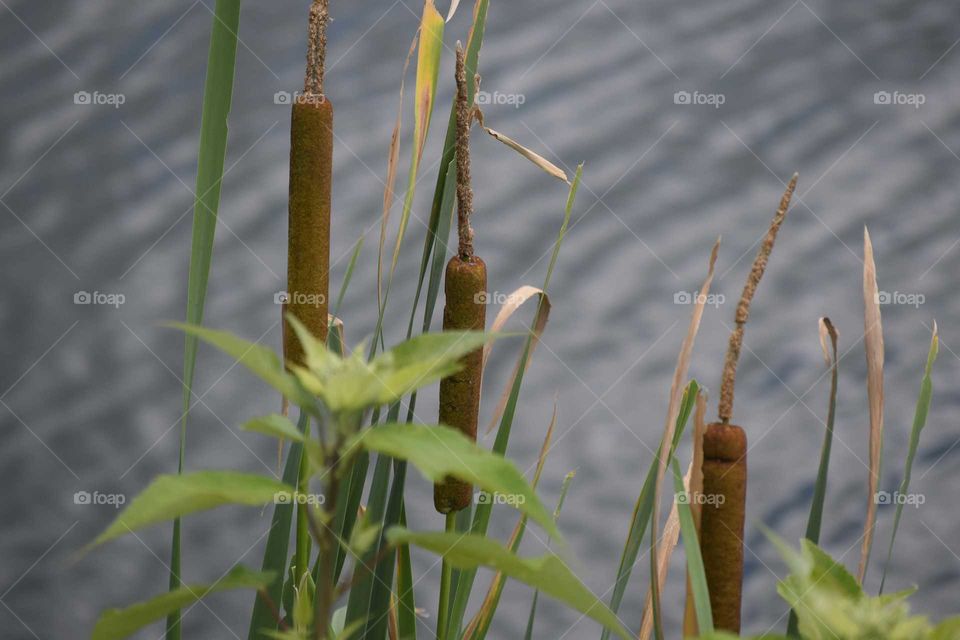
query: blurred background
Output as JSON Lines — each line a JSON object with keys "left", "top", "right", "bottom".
{"left": 2, "top": 0, "right": 959, "bottom": 637}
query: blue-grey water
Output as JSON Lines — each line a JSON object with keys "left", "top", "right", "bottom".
{"left": 2, "top": 1, "right": 960, "bottom": 638}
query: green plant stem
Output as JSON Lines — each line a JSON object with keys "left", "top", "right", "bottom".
{"left": 296, "top": 420, "right": 312, "bottom": 587}
{"left": 311, "top": 435, "right": 343, "bottom": 640}
{"left": 437, "top": 512, "right": 457, "bottom": 640}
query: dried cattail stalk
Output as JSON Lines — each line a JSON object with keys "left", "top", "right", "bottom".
{"left": 435, "top": 44, "right": 486, "bottom": 514}
{"left": 284, "top": 1, "right": 333, "bottom": 368}
{"left": 717, "top": 173, "right": 798, "bottom": 424}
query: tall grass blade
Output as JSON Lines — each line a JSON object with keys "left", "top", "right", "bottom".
{"left": 523, "top": 469, "right": 576, "bottom": 640}
{"left": 248, "top": 410, "right": 309, "bottom": 639}
{"left": 396, "top": 504, "right": 418, "bottom": 640}
{"left": 671, "top": 458, "right": 713, "bottom": 634}
{"left": 858, "top": 227, "right": 885, "bottom": 585}
{"left": 600, "top": 381, "right": 698, "bottom": 640}
{"left": 463, "top": 405, "right": 557, "bottom": 640}
{"left": 647, "top": 237, "right": 719, "bottom": 638}
{"left": 787, "top": 318, "right": 838, "bottom": 637}
{"left": 682, "top": 391, "right": 708, "bottom": 637}
{"left": 603, "top": 239, "right": 718, "bottom": 640}
{"left": 371, "top": 0, "right": 445, "bottom": 360}
{"left": 168, "top": 2, "right": 242, "bottom": 637}
{"left": 334, "top": 234, "right": 364, "bottom": 318}
{"left": 879, "top": 322, "right": 938, "bottom": 593}
{"left": 639, "top": 462, "right": 688, "bottom": 640}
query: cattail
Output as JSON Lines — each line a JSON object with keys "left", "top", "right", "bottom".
{"left": 700, "top": 174, "right": 797, "bottom": 633}
{"left": 434, "top": 44, "right": 487, "bottom": 514}
{"left": 284, "top": 0, "right": 332, "bottom": 368}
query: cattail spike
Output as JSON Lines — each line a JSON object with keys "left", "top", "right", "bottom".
{"left": 718, "top": 173, "right": 798, "bottom": 424}
{"left": 305, "top": 0, "right": 330, "bottom": 96}
{"left": 455, "top": 42, "right": 474, "bottom": 259}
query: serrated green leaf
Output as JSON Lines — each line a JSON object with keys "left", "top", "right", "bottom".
{"left": 388, "top": 529, "right": 631, "bottom": 640}
{"left": 91, "top": 471, "right": 294, "bottom": 547}
{"left": 171, "top": 323, "right": 316, "bottom": 412}
{"left": 354, "top": 423, "right": 560, "bottom": 539}
{"left": 93, "top": 565, "right": 272, "bottom": 640}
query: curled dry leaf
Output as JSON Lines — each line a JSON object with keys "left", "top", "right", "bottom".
{"left": 481, "top": 285, "right": 552, "bottom": 434}
{"left": 475, "top": 108, "right": 569, "bottom": 183}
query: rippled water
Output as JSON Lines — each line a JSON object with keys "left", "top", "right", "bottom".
{"left": 2, "top": 1, "right": 960, "bottom": 638}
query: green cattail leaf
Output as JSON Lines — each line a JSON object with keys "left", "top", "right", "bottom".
{"left": 90, "top": 472, "right": 294, "bottom": 548}
{"left": 170, "top": 1, "right": 242, "bottom": 636}
{"left": 93, "top": 565, "right": 273, "bottom": 640}
{"left": 355, "top": 423, "right": 561, "bottom": 540}
{"left": 388, "top": 529, "right": 632, "bottom": 640}
{"left": 334, "top": 234, "right": 364, "bottom": 318}
{"left": 879, "top": 323, "right": 938, "bottom": 593}
{"left": 671, "top": 458, "right": 714, "bottom": 634}
{"left": 523, "top": 470, "right": 576, "bottom": 640}
{"left": 343, "top": 452, "right": 393, "bottom": 632}
{"left": 248, "top": 411, "right": 309, "bottom": 640}
{"left": 788, "top": 318, "right": 839, "bottom": 637}
{"left": 601, "top": 380, "right": 698, "bottom": 640}
{"left": 396, "top": 504, "right": 418, "bottom": 640}
{"left": 372, "top": 0, "right": 446, "bottom": 361}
